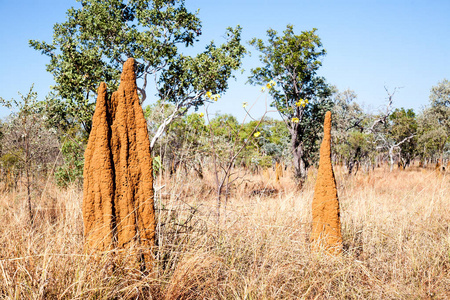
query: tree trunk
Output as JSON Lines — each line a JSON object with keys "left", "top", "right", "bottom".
{"left": 389, "top": 147, "right": 394, "bottom": 172}
{"left": 24, "top": 133, "right": 33, "bottom": 225}
{"left": 26, "top": 166, "right": 33, "bottom": 225}
{"left": 291, "top": 131, "right": 308, "bottom": 186}
{"left": 348, "top": 146, "right": 361, "bottom": 175}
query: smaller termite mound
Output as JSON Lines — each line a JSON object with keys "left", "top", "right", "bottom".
{"left": 275, "top": 162, "right": 283, "bottom": 183}
{"left": 311, "top": 111, "right": 342, "bottom": 254}
{"left": 435, "top": 159, "right": 441, "bottom": 171}
{"left": 83, "top": 58, "right": 155, "bottom": 267}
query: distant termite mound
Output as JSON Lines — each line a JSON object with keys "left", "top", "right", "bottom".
{"left": 435, "top": 159, "right": 441, "bottom": 171}
{"left": 83, "top": 58, "right": 155, "bottom": 266}
{"left": 275, "top": 162, "right": 283, "bottom": 183}
{"left": 311, "top": 111, "right": 342, "bottom": 254}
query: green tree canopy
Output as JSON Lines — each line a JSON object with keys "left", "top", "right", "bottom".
{"left": 388, "top": 108, "right": 417, "bottom": 167}
{"left": 429, "top": 79, "right": 450, "bottom": 138}
{"left": 30, "top": 0, "right": 246, "bottom": 144}
{"left": 417, "top": 79, "right": 450, "bottom": 160}
{"left": 249, "top": 25, "right": 332, "bottom": 183}
{"left": 331, "top": 89, "right": 370, "bottom": 173}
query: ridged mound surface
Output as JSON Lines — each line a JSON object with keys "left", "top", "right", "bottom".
{"left": 83, "top": 58, "right": 155, "bottom": 263}
{"left": 311, "top": 111, "right": 342, "bottom": 254}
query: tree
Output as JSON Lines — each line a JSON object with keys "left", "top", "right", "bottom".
{"left": 0, "top": 86, "right": 60, "bottom": 224}
{"left": 429, "top": 79, "right": 450, "bottom": 133}
{"left": 428, "top": 79, "right": 450, "bottom": 159}
{"left": 249, "top": 25, "right": 332, "bottom": 184}
{"left": 367, "top": 88, "right": 415, "bottom": 172}
{"left": 388, "top": 108, "right": 417, "bottom": 168}
{"left": 30, "top": 0, "right": 246, "bottom": 144}
{"left": 417, "top": 79, "right": 450, "bottom": 164}
{"left": 205, "top": 108, "right": 268, "bottom": 225}
{"left": 331, "top": 89, "right": 371, "bottom": 174}
{"left": 249, "top": 118, "right": 290, "bottom": 167}
{"left": 146, "top": 102, "right": 208, "bottom": 176}
{"left": 417, "top": 109, "right": 448, "bottom": 163}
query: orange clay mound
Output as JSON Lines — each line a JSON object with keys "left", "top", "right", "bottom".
{"left": 275, "top": 161, "right": 283, "bottom": 183}
{"left": 83, "top": 58, "right": 155, "bottom": 265}
{"left": 435, "top": 159, "right": 441, "bottom": 172}
{"left": 311, "top": 111, "right": 342, "bottom": 254}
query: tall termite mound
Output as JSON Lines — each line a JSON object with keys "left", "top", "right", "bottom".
{"left": 311, "top": 111, "right": 342, "bottom": 254}
{"left": 83, "top": 58, "right": 155, "bottom": 263}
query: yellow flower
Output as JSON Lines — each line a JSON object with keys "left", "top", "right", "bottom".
{"left": 199, "top": 112, "right": 204, "bottom": 117}
{"left": 254, "top": 131, "right": 261, "bottom": 137}
{"left": 266, "top": 79, "right": 276, "bottom": 89}
{"left": 292, "top": 117, "right": 299, "bottom": 123}
{"left": 206, "top": 91, "right": 212, "bottom": 99}
{"left": 261, "top": 86, "right": 266, "bottom": 92}
{"left": 212, "top": 94, "right": 220, "bottom": 101}
{"left": 242, "top": 102, "right": 248, "bottom": 108}
{"left": 295, "top": 98, "right": 309, "bottom": 108}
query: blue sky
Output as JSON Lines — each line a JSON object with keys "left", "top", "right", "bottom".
{"left": 1, "top": 0, "right": 449, "bottom": 120}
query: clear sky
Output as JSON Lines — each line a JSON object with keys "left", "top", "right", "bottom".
{"left": 1, "top": 0, "right": 449, "bottom": 120}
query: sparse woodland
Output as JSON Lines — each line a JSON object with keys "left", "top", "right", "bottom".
{"left": 0, "top": 0, "right": 449, "bottom": 299}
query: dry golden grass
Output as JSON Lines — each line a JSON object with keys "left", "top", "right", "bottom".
{"left": 1, "top": 165, "right": 449, "bottom": 299}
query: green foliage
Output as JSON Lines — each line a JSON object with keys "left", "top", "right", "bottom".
{"left": 250, "top": 154, "right": 272, "bottom": 169}
{"left": 388, "top": 108, "right": 417, "bottom": 165}
{"left": 30, "top": 0, "right": 246, "bottom": 139}
{"left": 55, "top": 139, "right": 84, "bottom": 188}
{"left": 0, "top": 152, "right": 22, "bottom": 191}
{"left": 249, "top": 26, "right": 330, "bottom": 119}
{"left": 0, "top": 153, "right": 21, "bottom": 170}
{"left": 158, "top": 26, "right": 246, "bottom": 109}
{"left": 331, "top": 89, "right": 374, "bottom": 169}
{"left": 418, "top": 111, "right": 448, "bottom": 159}
{"left": 152, "top": 155, "right": 162, "bottom": 177}
{"left": 146, "top": 102, "right": 209, "bottom": 175}
{"left": 207, "top": 115, "right": 290, "bottom": 170}
{"left": 207, "top": 114, "right": 241, "bottom": 164}
{"left": 417, "top": 79, "right": 450, "bottom": 160}
{"left": 249, "top": 25, "right": 332, "bottom": 181}
{"left": 0, "top": 87, "right": 60, "bottom": 176}
{"left": 149, "top": 103, "right": 207, "bottom": 152}
{"left": 209, "top": 114, "right": 239, "bottom": 142}
{"left": 345, "top": 131, "right": 376, "bottom": 165}
{"left": 429, "top": 79, "right": 450, "bottom": 127}
{"left": 0, "top": 86, "right": 60, "bottom": 222}
{"left": 250, "top": 118, "right": 290, "bottom": 163}
{"left": 148, "top": 106, "right": 287, "bottom": 173}
{"left": 332, "top": 90, "right": 360, "bottom": 148}
{"left": 0, "top": 85, "right": 40, "bottom": 117}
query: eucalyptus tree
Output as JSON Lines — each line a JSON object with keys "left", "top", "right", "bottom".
{"left": 331, "top": 89, "right": 370, "bottom": 174}
{"left": 387, "top": 108, "right": 417, "bottom": 168}
{"left": 417, "top": 79, "right": 450, "bottom": 162}
{"left": 366, "top": 88, "right": 416, "bottom": 171}
{"left": 30, "top": 0, "right": 246, "bottom": 146}
{"left": 429, "top": 79, "right": 450, "bottom": 133}
{"left": 249, "top": 25, "right": 332, "bottom": 184}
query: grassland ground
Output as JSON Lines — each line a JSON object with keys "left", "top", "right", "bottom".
{"left": 0, "top": 164, "right": 449, "bottom": 299}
